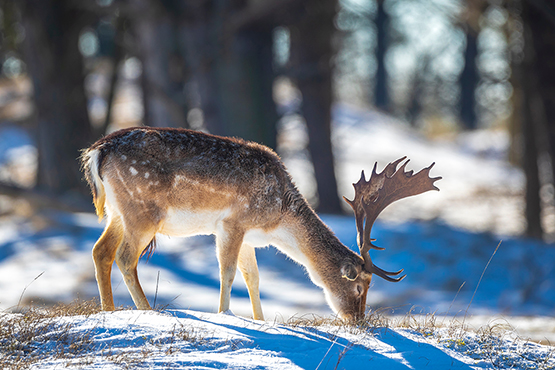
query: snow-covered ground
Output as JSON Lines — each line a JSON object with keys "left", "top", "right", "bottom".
{"left": 1, "top": 105, "right": 555, "bottom": 368}
{"left": 2, "top": 309, "right": 554, "bottom": 369}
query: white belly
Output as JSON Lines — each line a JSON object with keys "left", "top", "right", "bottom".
{"left": 160, "top": 207, "right": 277, "bottom": 247}
{"left": 159, "top": 207, "right": 307, "bottom": 266}
{"left": 244, "top": 226, "right": 307, "bottom": 266}
{"left": 160, "top": 207, "right": 231, "bottom": 237}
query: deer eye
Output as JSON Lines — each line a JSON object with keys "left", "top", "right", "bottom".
{"left": 341, "top": 263, "right": 359, "bottom": 281}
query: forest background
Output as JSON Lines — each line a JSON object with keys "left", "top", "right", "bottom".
{"left": 0, "top": 0, "right": 553, "bottom": 242}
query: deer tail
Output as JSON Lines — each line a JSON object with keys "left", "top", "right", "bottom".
{"left": 81, "top": 148, "right": 106, "bottom": 221}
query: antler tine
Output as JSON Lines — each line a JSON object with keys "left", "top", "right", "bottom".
{"left": 360, "top": 157, "right": 408, "bottom": 256}
{"left": 371, "top": 264, "right": 406, "bottom": 283}
{"left": 343, "top": 170, "right": 384, "bottom": 258}
{"left": 345, "top": 157, "right": 441, "bottom": 281}
{"left": 381, "top": 156, "right": 407, "bottom": 177}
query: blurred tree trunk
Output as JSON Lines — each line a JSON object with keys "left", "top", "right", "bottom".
{"left": 519, "top": 0, "right": 555, "bottom": 238}
{"left": 290, "top": 0, "right": 342, "bottom": 214}
{"left": 459, "top": 0, "right": 485, "bottom": 130}
{"left": 509, "top": 19, "right": 542, "bottom": 238}
{"left": 20, "top": 0, "right": 94, "bottom": 196}
{"left": 459, "top": 30, "right": 478, "bottom": 130}
{"left": 177, "top": 4, "right": 223, "bottom": 134}
{"left": 518, "top": 58, "right": 543, "bottom": 239}
{"left": 374, "top": 0, "right": 389, "bottom": 111}
{"left": 175, "top": 2, "right": 279, "bottom": 149}
{"left": 407, "top": 56, "right": 429, "bottom": 126}
{"left": 212, "top": 28, "right": 278, "bottom": 149}
{"left": 523, "top": 2, "right": 555, "bottom": 180}
{"left": 132, "top": 0, "right": 188, "bottom": 128}
{"left": 98, "top": 16, "right": 125, "bottom": 137}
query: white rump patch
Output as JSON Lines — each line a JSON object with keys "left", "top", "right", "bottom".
{"left": 85, "top": 149, "right": 103, "bottom": 195}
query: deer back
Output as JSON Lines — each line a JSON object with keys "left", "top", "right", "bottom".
{"left": 82, "top": 127, "right": 301, "bottom": 234}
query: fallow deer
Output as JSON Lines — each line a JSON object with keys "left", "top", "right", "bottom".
{"left": 81, "top": 127, "right": 440, "bottom": 320}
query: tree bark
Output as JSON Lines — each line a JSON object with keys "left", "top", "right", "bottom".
{"left": 459, "top": 30, "right": 479, "bottom": 130}
{"left": 520, "top": 0, "right": 555, "bottom": 238}
{"left": 20, "top": 0, "right": 94, "bottom": 196}
{"left": 374, "top": 0, "right": 390, "bottom": 111}
{"left": 97, "top": 17, "right": 125, "bottom": 138}
{"left": 523, "top": 1, "right": 555, "bottom": 185}
{"left": 521, "top": 79, "right": 544, "bottom": 239}
{"left": 213, "top": 28, "right": 278, "bottom": 149}
{"left": 290, "top": 0, "right": 342, "bottom": 213}
{"left": 180, "top": 2, "right": 279, "bottom": 149}
{"left": 132, "top": 0, "right": 188, "bottom": 128}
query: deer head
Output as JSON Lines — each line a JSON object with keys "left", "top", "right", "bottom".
{"left": 341, "top": 157, "right": 441, "bottom": 317}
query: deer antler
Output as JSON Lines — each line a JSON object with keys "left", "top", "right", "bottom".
{"left": 344, "top": 157, "right": 441, "bottom": 282}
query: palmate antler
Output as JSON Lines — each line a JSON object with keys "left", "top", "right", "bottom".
{"left": 344, "top": 157, "right": 441, "bottom": 282}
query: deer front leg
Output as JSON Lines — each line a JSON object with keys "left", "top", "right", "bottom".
{"left": 115, "top": 228, "right": 156, "bottom": 310}
{"left": 92, "top": 216, "right": 124, "bottom": 311}
{"left": 238, "top": 245, "right": 264, "bottom": 320}
{"left": 216, "top": 226, "right": 245, "bottom": 315}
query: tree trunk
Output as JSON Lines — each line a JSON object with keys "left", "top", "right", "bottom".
{"left": 179, "top": 2, "right": 279, "bottom": 149}
{"left": 459, "top": 30, "right": 479, "bottom": 130}
{"left": 20, "top": 0, "right": 94, "bottom": 196}
{"left": 290, "top": 0, "right": 342, "bottom": 214}
{"left": 523, "top": 2, "right": 555, "bottom": 184}
{"left": 509, "top": 26, "right": 541, "bottom": 237}
{"left": 212, "top": 29, "right": 278, "bottom": 149}
{"left": 521, "top": 80, "right": 544, "bottom": 239}
{"left": 183, "top": 13, "right": 226, "bottom": 135}
{"left": 132, "top": 0, "right": 188, "bottom": 128}
{"left": 521, "top": 0, "right": 555, "bottom": 238}
{"left": 374, "top": 0, "right": 390, "bottom": 111}
{"left": 97, "top": 17, "right": 125, "bottom": 138}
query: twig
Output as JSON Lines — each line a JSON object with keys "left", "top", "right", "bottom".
{"left": 17, "top": 271, "right": 45, "bottom": 309}
{"left": 441, "top": 281, "right": 465, "bottom": 326}
{"left": 334, "top": 343, "right": 352, "bottom": 370}
{"left": 463, "top": 241, "right": 502, "bottom": 324}
{"left": 153, "top": 270, "right": 160, "bottom": 309}
{"left": 315, "top": 337, "right": 337, "bottom": 370}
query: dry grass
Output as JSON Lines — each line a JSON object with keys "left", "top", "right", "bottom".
{"left": 0, "top": 299, "right": 216, "bottom": 369}
{"left": 283, "top": 307, "right": 392, "bottom": 331}
{"left": 0, "top": 299, "right": 102, "bottom": 369}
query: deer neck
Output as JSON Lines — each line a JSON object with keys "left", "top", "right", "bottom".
{"left": 270, "top": 203, "right": 358, "bottom": 289}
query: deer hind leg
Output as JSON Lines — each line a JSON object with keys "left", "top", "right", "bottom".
{"left": 115, "top": 225, "right": 157, "bottom": 310}
{"left": 216, "top": 225, "right": 245, "bottom": 315}
{"left": 92, "top": 215, "right": 124, "bottom": 311}
{"left": 238, "top": 245, "right": 264, "bottom": 320}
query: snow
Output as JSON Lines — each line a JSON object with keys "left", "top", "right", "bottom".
{"left": 0, "top": 124, "right": 36, "bottom": 187}
{"left": 2, "top": 309, "right": 553, "bottom": 369}
{"left": 1, "top": 105, "right": 555, "bottom": 368}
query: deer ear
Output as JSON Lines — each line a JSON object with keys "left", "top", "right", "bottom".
{"left": 341, "top": 263, "right": 361, "bottom": 281}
